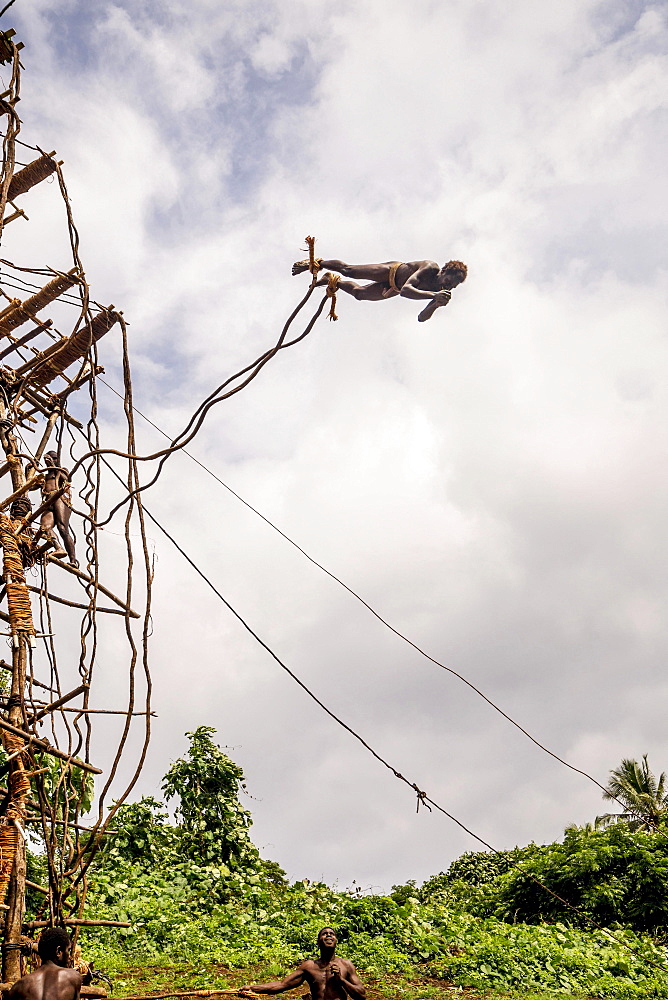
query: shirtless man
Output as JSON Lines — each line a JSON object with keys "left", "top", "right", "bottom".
{"left": 28, "top": 451, "right": 78, "bottom": 567}
{"left": 240, "top": 927, "right": 365, "bottom": 1000}
{"left": 293, "top": 256, "right": 467, "bottom": 321}
{"left": 8, "top": 927, "right": 81, "bottom": 1000}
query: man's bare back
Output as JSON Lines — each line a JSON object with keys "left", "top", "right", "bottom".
{"left": 241, "top": 928, "right": 364, "bottom": 1000}
{"left": 9, "top": 929, "right": 81, "bottom": 1000}
{"left": 9, "top": 963, "right": 81, "bottom": 1000}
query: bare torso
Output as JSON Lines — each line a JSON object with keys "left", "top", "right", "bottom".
{"left": 385, "top": 260, "right": 441, "bottom": 292}
{"left": 243, "top": 950, "right": 364, "bottom": 1000}
{"left": 8, "top": 963, "right": 81, "bottom": 1000}
{"left": 298, "top": 957, "right": 360, "bottom": 1000}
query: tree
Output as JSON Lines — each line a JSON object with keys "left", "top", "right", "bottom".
{"left": 162, "top": 726, "right": 258, "bottom": 867}
{"left": 101, "top": 796, "right": 178, "bottom": 865}
{"left": 493, "top": 823, "right": 668, "bottom": 932}
{"left": 597, "top": 755, "right": 668, "bottom": 832}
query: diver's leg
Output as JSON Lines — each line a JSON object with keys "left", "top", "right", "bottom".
{"left": 315, "top": 278, "right": 393, "bottom": 301}
{"left": 293, "top": 258, "right": 392, "bottom": 281}
{"left": 347, "top": 281, "right": 396, "bottom": 301}
{"left": 320, "top": 261, "right": 392, "bottom": 282}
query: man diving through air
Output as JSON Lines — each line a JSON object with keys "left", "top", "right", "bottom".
{"left": 292, "top": 255, "right": 467, "bottom": 322}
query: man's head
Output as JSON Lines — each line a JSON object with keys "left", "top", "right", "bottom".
{"left": 439, "top": 260, "right": 468, "bottom": 290}
{"left": 44, "top": 451, "right": 58, "bottom": 467}
{"left": 37, "top": 927, "right": 71, "bottom": 966}
{"left": 317, "top": 927, "right": 337, "bottom": 950}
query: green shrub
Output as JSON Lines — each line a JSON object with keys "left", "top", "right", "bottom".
{"left": 39, "top": 734, "right": 668, "bottom": 998}
{"left": 495, "top": 824, "right": 668, "bottom": 933}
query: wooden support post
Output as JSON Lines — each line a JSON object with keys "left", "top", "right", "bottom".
{"left": 25, "top": 879, "right": 47, "bottom": 895}
{"left": 0, "top": 270, "right": 80, "bottom": 338}
{"left": 31, "top": 405, "right": 60, "bottom": 467}
{"left": 28, "top": 683, "right": 87, "bottom": 724}
{"left": 23, "top": 818, "right": 116, "bottom": 834}
{"left": 53, "top": 708, "right": 155, "bottom": 717}
{"left": 52, "top": 366, "right": 103, "bottom": 402}
{"left": 21, "top": 388, "right": 83, "bottom": 430}
{"left": 0, "top": 475, "right": 43, "bottom": 512}
{"left": 0, "top": 395, "right": 29, "bottom": 982}
{"left": 1, "top": 205, "right": 28, "bottom": 226}
{"left": 24, "top": 919, "right": 130, "bottom": 929}
{"left": 25, "top": 585, "right": 131, "bottom": 618}
{"left": 0, "top": 719, "right": 102, "bottom": 775}
{"left": 45, "top": 557, "right": 140, "bottom": 618}
{"left": 0, "top": 319, "right": 54, "bottom": 362}
{"left": 2, "top": 641, "right": 27, "bottom": 982}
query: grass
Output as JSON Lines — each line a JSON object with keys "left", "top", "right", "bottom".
{"left": 94, "top": 961, "right": 592, "bottom": 1000}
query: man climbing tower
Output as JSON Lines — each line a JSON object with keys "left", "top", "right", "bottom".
{"left": 27, "top": 451, "right": 78, "bottom": 567}
{"left": 292, "top": 256, "right": 467, "bottom": 321}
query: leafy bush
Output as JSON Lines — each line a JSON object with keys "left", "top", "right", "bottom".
{"left": 427, "top": 843, "right": 547, "bottom": 889}
{"left": 47, "top": 734, "right": 668, "bottom": 998}
{"left": 162, "top": 727, "right": 259, "bottom": 867}
{"left": 494, "top": 824, "right": 668, "bottom": 934}
{"left": 101, "top": 796, "right": 179, "bottom": 866}
{"left": 80, "top": 874, "right": 668, "bottom": 998}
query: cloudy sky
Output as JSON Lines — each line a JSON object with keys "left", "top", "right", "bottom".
{"left": 2, "top": 0, "right": 668, "bottom": 892}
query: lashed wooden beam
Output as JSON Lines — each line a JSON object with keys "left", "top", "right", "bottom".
{"left": 0, "top": 718, "right": 101, "bottom": 774}
{"left": 6, "top": 153, "right": 57, "bottom": 202}
{"left": 25, "top": 585, "right": 131, "bottom": 618}
{"left": 0, "top": 270, "right": 81, "bottom": 337}
{"left": 45, "top": 556, "right": 140, "bottom": 618}
{"left": 28, "top": 683, "right": 87, "bottom": 724}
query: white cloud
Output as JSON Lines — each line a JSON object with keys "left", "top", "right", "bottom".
{"left": 3, "top": 0, "right": 668, "bottom": 890}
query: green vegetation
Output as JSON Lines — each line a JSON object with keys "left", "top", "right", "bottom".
{"left": 597, "top": 756, "right": 668, "bottom": 832}
{"left": 26, "top": 735, "right": 668, "bottom": 998}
